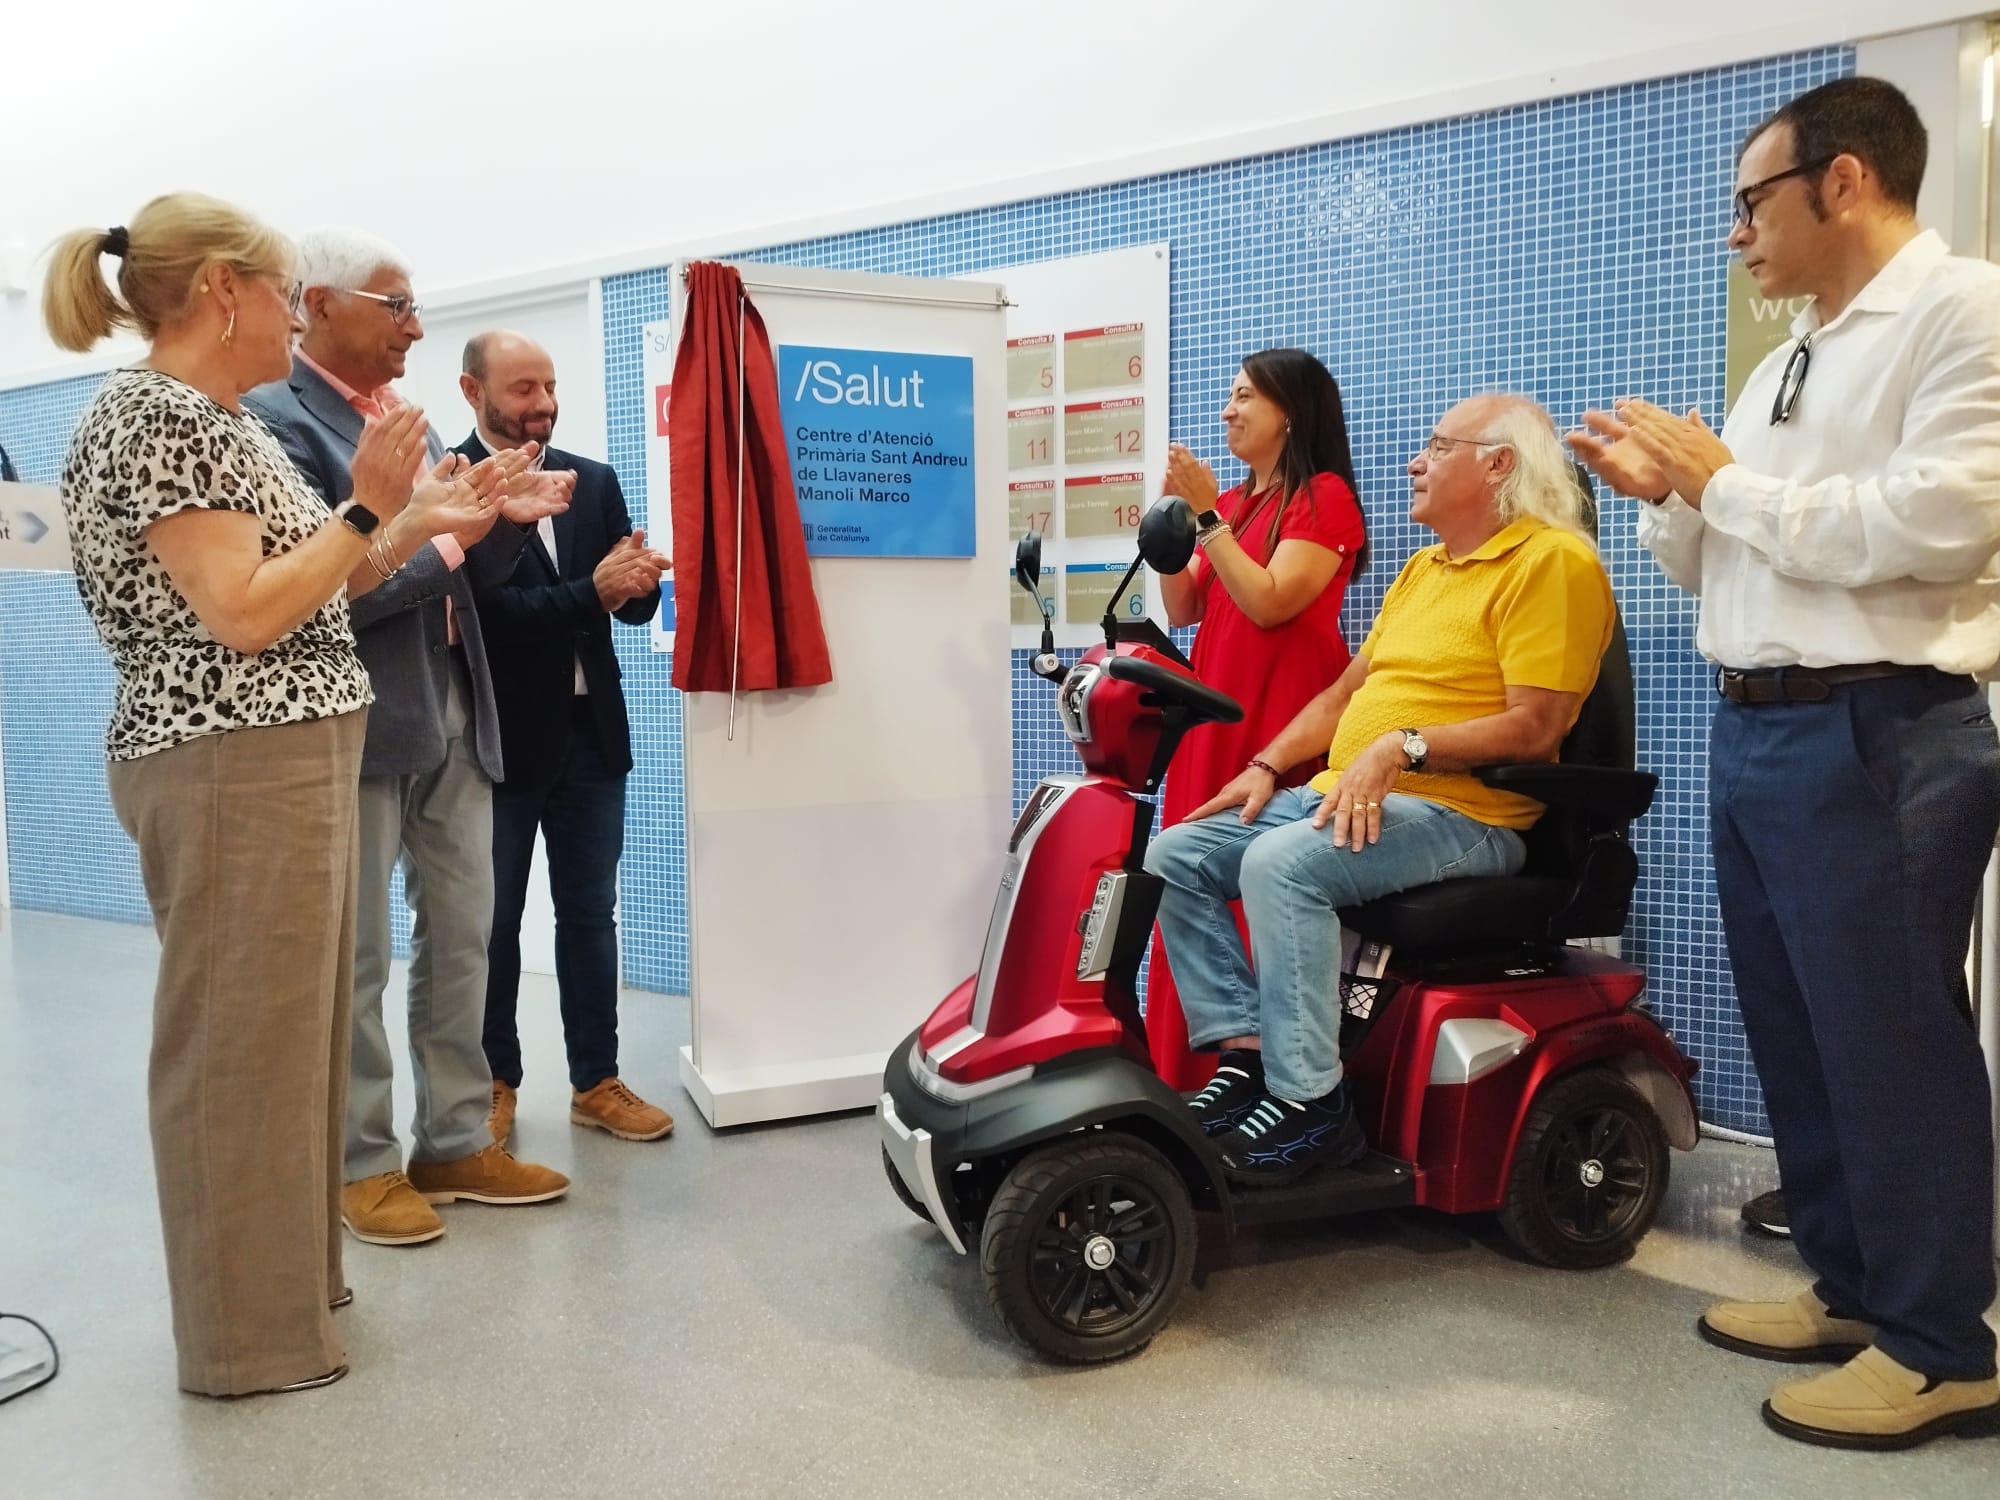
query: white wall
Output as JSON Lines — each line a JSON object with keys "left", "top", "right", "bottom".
{"left": 1, "top": 0, "right": 1991, "bottom": 384}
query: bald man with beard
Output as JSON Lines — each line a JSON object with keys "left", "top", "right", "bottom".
{"left": 456, "top": 331, "right": 674, "bottom": 1146}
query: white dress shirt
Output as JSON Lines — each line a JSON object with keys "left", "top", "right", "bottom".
{"left": 1638, "top": 230, "right": 2000, "bottom": 676}
{"left": 479, "top": 429, "right": 588, "bottom": 695}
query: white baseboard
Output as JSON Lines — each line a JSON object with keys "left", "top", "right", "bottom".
{"left": 678, "top": 1044, "right": 888, "bottom": 1129}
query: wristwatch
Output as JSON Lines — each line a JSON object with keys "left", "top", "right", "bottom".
{"left": 1194, "top": 509, "right": 1225, "bottom": 540}
{"left": 333, "top": 498, "right": 381, "bottom": 537}
{"left": 1399, "top": 728, "right": 1429, "bottom": 773}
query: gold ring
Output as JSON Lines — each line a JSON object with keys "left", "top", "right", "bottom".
{"left": 1365, "top": 800, "right": 1381, "bottom": 808}
{"left": 394, "top": 446, "right": 404, "bottom": 458}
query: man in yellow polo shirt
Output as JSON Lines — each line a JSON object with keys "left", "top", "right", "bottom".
{"left": 1147, "top": 393, "right": 1615, "bottom": 1185}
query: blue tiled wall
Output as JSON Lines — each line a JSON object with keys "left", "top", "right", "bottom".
{"left": 3, "top": 48, "right": 1853, "bottom": 1132}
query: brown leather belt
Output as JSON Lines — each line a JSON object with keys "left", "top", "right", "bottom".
{"left": 1716, "top": 662, "right": 1949, "bottom": 705}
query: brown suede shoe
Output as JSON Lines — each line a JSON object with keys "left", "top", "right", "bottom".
{"left": 572, "top": 1078, "right": 675, "bottom": 1141}
{"left": 1765, "top": 1348, "right": 2000, "bottom": 1450}
{"left": 340, "top": 1171, "right": 446, "bottom": 1246}
{"left": 406, "top": 1142, "right": 570, "bottom": 1206}
{"left": 488, "top": 1080, "right": 518, "bottom": 1146}
{"left": 1698, "top": 1289, "right": 1877, "bottom": 1363}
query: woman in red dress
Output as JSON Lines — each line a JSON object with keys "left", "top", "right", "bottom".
{"left": 1147, "top": 348, "right": 1366, "bottom": 1089}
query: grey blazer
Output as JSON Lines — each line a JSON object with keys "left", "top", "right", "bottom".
{"left": 245, "top": 356, "right": 529, "bottom": 781}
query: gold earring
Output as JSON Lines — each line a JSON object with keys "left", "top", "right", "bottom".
{"left": 222, "top": 309, "right": 235, "bottom": 347}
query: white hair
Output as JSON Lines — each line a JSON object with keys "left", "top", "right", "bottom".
{"left": 294, "top": 226, "right": 412, "bottom": 293}
{"left": 1478, "top": 395, "right": 1590, "bottom": 539}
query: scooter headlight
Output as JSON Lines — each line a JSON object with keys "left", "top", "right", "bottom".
{"left": 1057, "top": 662, "right": 1104, "bottom": 743}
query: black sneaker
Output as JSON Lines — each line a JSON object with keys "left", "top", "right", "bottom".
{"left": 1217, "top": 1083, "right": 1368, "bottom": 1186}
{"left": 1741, "top": 1188, "right": 1790, "bottom": 1238}
{"left": 1186, "top": 1051, "right": 1265, "bottom": 1138}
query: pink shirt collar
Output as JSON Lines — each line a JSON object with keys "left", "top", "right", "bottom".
{"left": 296, "top": 347, "right": 400, "bottom": 414}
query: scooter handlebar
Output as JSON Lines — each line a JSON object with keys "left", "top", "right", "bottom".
{"left": 1104, "top": 655, "right": 1244, "bottom": 725}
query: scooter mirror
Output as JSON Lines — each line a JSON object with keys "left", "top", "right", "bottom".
{"left": 1014, "top": 530, "right": 1045, "bottom": 601}
{"left": 1138, "top": 497, "right": 1198, "bottom": 576}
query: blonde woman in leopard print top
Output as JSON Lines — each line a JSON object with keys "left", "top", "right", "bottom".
{"left": 45, "top": 191, "right": 528, "bottom": 1398}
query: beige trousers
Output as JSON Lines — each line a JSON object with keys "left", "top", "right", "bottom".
{"left": 108, "top": 710, "right": 365, "bottom": 1396}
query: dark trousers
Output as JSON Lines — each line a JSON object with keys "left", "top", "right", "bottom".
{"left": 485, "top": 700, "right": 628, "bottom": 1094}
{"left": 1710, "top": 671, "right": 1999, "bottom": 1381}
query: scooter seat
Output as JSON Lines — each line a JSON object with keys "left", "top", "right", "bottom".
{"left": 1342, "top": 874, "right": 1574, "bottom": 956}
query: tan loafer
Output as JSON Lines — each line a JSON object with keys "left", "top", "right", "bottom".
{"left": 1697, "top": 1288, "right": 1877, "bottom": 1363}
{"left": 1764, "top": 1347, "right": 2000, "bottom": 1450}
{"left": 340, "top": 1171, "right": 445, "bottom": 1246}
{"left": 407, "top": 1142, "right": 570, "bottom": 1206}
{"left": 571, "top": 1078, "right": 674, "bottom": 1142}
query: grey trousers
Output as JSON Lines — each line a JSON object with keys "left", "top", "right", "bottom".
{"left": 347, "top": 663, "right": 498, "bottom": 1179}
{"left": 109, "top": 711, "right": 363, "bottom": 1394}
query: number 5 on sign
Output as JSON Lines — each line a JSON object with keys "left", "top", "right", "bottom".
{"left": 1008, "top": 335, "right": 1057, "bottom": 402}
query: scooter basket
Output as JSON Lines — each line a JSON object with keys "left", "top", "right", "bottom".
{"left": 1337, "top": 973, "right": 1401, "bottom": 1057}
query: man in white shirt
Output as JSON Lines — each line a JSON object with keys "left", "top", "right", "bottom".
{"left": 1573, "top": 77, "right": 2000, "bottom": 1450}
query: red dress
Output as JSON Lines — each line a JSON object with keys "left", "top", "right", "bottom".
{"left": 1145, "top": 471, "right": 1365, "bottom": 1090}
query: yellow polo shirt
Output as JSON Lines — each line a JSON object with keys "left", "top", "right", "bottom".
{"left": 1309, "top": 519, "right": 1615, "bottom": 830}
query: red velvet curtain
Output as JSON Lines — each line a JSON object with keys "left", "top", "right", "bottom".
{"left": 668, "top": 261, "right": 832, "bottom": 693}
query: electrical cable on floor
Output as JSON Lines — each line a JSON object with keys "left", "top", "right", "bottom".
{"left": 0, "top": 1313, "right": 60, "bottom": 1405}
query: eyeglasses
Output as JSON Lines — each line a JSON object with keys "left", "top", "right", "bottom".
{"left": 1770, "top": 332, "right": 1813, "bottom": 425}
{"left": 1732, "top": 155, "right": 1835, "bottom": 232}
{"left": 262, "top": 274, "right": 304, "bottom": 316}
{"left": 341, "top": 288, "right": 423, "bottom": 326}
{"left": 1425, "top": 431, "right": 1505, "bottom": 459}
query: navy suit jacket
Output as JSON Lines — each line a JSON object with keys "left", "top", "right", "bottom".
{"left": 245, "top": 356, "right": 529, "bottom": 781}
{"left": 455, "top": 433, "right": 658, "bottom": 778}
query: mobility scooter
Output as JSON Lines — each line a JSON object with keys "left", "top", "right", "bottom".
{"left": 879, "top": 500, "right": 1699, "bottom": 1363}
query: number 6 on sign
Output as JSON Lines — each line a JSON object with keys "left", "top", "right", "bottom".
{"left": 1065, "top": 561, "right": 1148, "bottom": 625}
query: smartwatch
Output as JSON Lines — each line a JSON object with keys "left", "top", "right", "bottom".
{"left": 1193, "top": 509, "right": 1225, "bottom": 540}
{"left": 1399, "top": 728, "right": 1429, "bottom": 773}
{"left": 334, "top": 498, "right": 381, "bottom": 537}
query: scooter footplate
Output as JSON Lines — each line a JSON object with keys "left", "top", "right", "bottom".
{"left": 1223, "top": 1150, "right": 1418, "bottom": 1227}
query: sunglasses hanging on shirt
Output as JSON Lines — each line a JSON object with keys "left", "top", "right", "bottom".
{"left": 1771, "top": 333, "right": 1812, "bottom": 425}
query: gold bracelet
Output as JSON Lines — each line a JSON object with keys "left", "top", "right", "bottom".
{"left": 365, "top": 545, "right": 394, "bottom": 582}
{"left": 368, "top": 537, "right": 397, "bottom": 580}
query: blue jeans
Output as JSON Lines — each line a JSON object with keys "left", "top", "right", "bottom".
{"left": 1145, "top": 788, "right": 1525, "bottom": 1101}
{"left": 485, "top": 703, "right": 628, "bottom": 1094}
{"left": 1711, "top": 673, "right": 1999, "bottom": 1381}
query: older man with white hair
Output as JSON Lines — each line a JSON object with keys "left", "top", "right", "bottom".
{"left": 248, "top": 229, "right": 571, "bottom": 1248}
{"left": 1147, "top": 393, "right": 1616, "bottom": 1186}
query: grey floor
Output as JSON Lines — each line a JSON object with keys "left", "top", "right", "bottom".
{"left": 1, "top": 911, "right": 1995, "bottom": 1498}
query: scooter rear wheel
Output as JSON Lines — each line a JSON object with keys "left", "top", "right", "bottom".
{"left": 979, "top": 1133, "right": 1195, "bottom": 1363}
{"left": 1499, "top": 1066, "right": 1670, "bottom": 1269}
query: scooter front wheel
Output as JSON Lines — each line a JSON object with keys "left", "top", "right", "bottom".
{"left": 979, "top": 1133, "right": 1195, "bottom": 1363}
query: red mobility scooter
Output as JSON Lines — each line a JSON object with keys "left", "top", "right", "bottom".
{"left": 879, "top": 500, "right": 1699, "bottom": 1363}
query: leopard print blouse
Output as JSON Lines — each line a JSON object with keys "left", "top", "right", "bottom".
{"left": 61, "top": 367, "right": 372, "bottom": 760}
